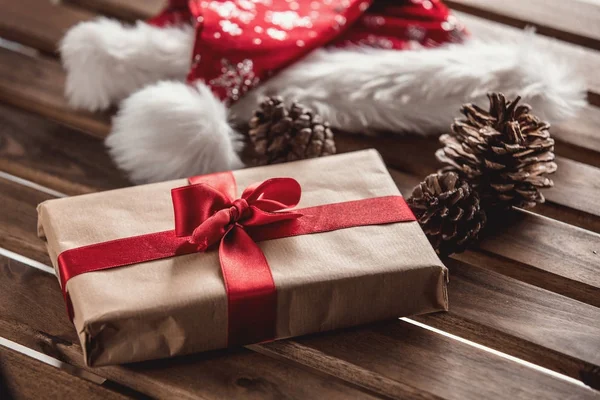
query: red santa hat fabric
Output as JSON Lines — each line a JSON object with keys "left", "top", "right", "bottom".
{"left": 150, "top": 0, "right": 467, "bottom": 103}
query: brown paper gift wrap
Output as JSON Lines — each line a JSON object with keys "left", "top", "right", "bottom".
{"left": 37, "top": 150, "right": 448, "bottom": 366}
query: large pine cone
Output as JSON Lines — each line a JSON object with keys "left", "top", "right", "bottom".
{"left": 408, "top": 172, "right": 487, "bottom": 256}
{"left": 436, "top": 93, "right": 557, "bottom": 210}
{"left": 248, "top": 97, "right": 336, "bottom": 165}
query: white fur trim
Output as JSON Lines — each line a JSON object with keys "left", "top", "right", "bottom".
{"left": 234, "top": 36, "right": 585, "bottom": 134}
{"left": 107, "top": 81, "right": 243, "bottom": 183}
{"left": 62, "top": 20, "right": 584, "bottom": 129}
{"left": 61, "top": 18, "right": 193, "bottom": 111}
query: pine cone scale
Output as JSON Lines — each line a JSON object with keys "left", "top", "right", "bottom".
{"left": 436, "top": 93, "right": 557, "bottom": 210}
{"left": 408, "top": 172, "right": 487, "bottom": 256}
{"left": 248, "top": 97, "right": 336, "bottom": 165}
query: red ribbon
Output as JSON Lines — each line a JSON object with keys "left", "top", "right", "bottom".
{"left": 57, "top": 172, "right": 416, "bottom": 346}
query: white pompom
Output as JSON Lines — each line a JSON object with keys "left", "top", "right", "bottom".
{"left": 60, "top": 18, "right": 193, "bottom": 111}
{"left": 107, "top": 81, "right": 244, "bottom": 184}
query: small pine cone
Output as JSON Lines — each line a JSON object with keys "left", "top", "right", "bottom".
{"left": 248, "top": 97, "right": 336, "bottom": 165}
{"left": 408, "top": 172, "right": 487, "bottom": 256}
{"left": 436, "top": 93, "right": 557, "bottom": 210}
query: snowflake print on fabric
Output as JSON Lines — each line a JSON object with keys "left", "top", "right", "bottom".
{"left": 207, "top": 1, "right": 256, "bottom": 24}
{"left": 209, "top": 59, "right": 260, "bottom": 102}
{"left": 151, "top": 0, "right": 467, "bottom": 103}
{"left": 265, "top": 11, "right": 313, "bottom": 30}
{"left": 220, "top": 20, "right": 243, "bottom": 36}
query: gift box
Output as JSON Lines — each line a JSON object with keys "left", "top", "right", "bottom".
{"left": 37, "top": 150, "right": 448, "bottom": 366}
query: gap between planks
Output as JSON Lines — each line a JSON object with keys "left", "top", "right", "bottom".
{"left": 445, "top": 0, "right": 600, "bottom": 51}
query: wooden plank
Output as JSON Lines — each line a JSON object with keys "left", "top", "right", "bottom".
{"left": 474, "top": 210, "right": 600, "bottom": 304}
{"left": 65, "top": 0, "right": 165, "bottom": 21}
{"left": 0, "top": 345, "right": 127, "bottom": 400}
{"left": 415, "top": 258, "right": 600, "bottom": 384}
{"left": 0, "top": 47, "right": 109, "bottom": 137}
{"left": 391, "top": 166, "right": 600, "bottom": 237}
{"left": 0, "top": 104, "right": 129, "bottom": 195}
{"left": 446, "top": 0, "right": 600, "bottom": 50}
{"left": 0, "top": 255, "right": 382, "bottom": 399}
{"left": 533, "top": 202, "right": 600, "bottom": 235}
{"left": 257, "top": 323, "right": 600, "bottom": 400}
{"left": 0, "top": 177, "right": 53, "bottom": 264}
{"left": 0, "top": 0, "right": 95, "bottom": 54}
{"left": 447, "top": 0, "right": 600, "bottom": 50}
{"left": 547, "top": 157, "right": 600, "bottom": 218}
{"left": 552, "top": 105, "right": 600, "bottom": 169}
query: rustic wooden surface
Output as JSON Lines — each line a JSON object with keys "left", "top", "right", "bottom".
{"left": 0, "top": 0, "right": 599, "bottom": 399}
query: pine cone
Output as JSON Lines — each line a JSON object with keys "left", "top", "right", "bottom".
{"left": 408, "top": 172, "right": 487, "bottom": 256}
{"left": 248, "top": 97, "right": 336, "bottom": 165}
{"left": 436, "top": 93, "right": 557, "bottom": 210}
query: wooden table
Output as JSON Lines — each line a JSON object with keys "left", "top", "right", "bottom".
{"left": 0, "top": 1, "right": 599, "bottom": 398}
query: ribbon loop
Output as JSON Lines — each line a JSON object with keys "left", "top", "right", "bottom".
{"left": 178, "top": 177, "right": 304, "bottom": 345}
{"left": 175, "top": 177, "right": 304, "bottom": 251}
{"left": 230, "top": 198, "right": 249, "bottom": 222}
{"left": 242, "top": 178, "right": 301, "bottom": 211}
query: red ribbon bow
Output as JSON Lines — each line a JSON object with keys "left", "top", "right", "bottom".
{"left": 57, "top": 171, "right": 416, "bottom": 347}
{"left": 172, "top": 177, "right": 304, "bottom": 344}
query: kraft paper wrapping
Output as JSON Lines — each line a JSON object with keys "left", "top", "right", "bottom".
{"left": 37, "top": 150, "right": 448, "bottom": 366}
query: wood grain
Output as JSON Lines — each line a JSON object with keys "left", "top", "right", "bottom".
{"left": 0, "top": 47, "right": 109, "bottom": 137}
{"left": 260, "top": 323, "right": 600, "bottom": 400}
{"left": 0, "top": 177, "right": 53, "bottom": 264}
{"left": 446, "top": 0, "right": 600, "bottom": 50}
{"left": 415, "top": 258, "right": 600, "bottom": 383}
{"left": 65, "top": 0, "right": 165, "bottom": 21}
{"left": 552, "top": 105, "right": 600, "bottom": 169}
{"left": 0, "top": 104, "right": 130, "bottom": 195}
{"left": 0, "top": 345, "right": 127, "bottom": 400}
{"left": 547, "top": 157, "right": 600, "bottom": 218}
{"left": 0, "top": 255, "right": 381, "bottom": 400}
{"left": 0, "top": 0, "right": 95, "bottom": 54}
{"left": 475, "top": 210, "right": 600, "bottom": 302}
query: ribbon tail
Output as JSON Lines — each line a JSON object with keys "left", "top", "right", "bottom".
{"left": 219, "top": 225, "right": 277, "bottom": 346}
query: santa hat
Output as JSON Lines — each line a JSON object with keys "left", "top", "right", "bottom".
{"left": 60, "top": 0, "right": 585, "bottom": 184}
